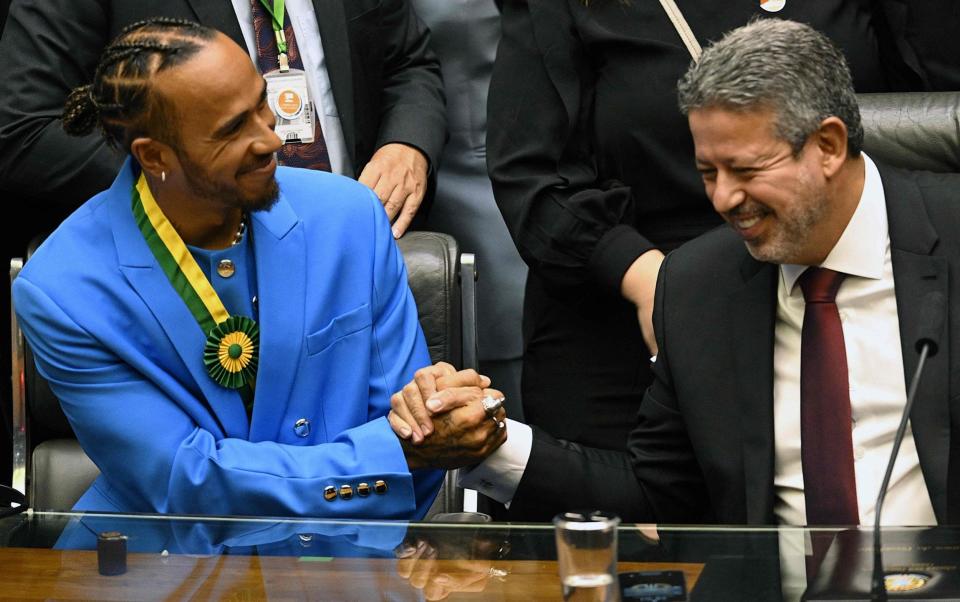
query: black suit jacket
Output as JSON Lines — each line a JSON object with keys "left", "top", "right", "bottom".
{"left": 0, "top": 0, "right": 445, "bottom": 211}
{"left": 509, "top": 164, "right": 960, "bottom": 525}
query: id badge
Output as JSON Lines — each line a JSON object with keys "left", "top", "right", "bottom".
{"left": 264, "top": 68, "right": 315, "bottom": 144}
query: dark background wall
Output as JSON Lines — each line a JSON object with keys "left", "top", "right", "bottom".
{"left": 1, "top": 0, "right": 15, "bottom": 487}
{"left": 0, "top": 0, "right": 10, "bottom": 33}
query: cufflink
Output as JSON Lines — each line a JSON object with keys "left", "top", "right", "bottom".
{"left": 374, "top": 480, "right": 388, "bottom": 494}
{"left": 357, "top": 482, "right": 371, "bottom": 497}
{"left": 339, "top": 485, "right": 354, "bottom": 500}
{"left": 323, "top": 485, "right": 337, "bottom": 501}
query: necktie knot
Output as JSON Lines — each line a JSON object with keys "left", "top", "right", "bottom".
{"left": 799, "top": 267, "right": 846, "bottom": 304}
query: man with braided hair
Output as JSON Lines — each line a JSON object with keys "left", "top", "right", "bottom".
{"left": 0, "top": 0, "right": 445, "bottom": 489}
{"left": 13, "top": 20, "right": 505, "bottom": 518}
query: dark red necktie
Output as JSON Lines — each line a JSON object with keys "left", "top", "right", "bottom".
{"left": 250, "top": 0, "right": 331, "bottom": 171}
{"left": 799, "top": 267, "right": 859, "bottom": 526}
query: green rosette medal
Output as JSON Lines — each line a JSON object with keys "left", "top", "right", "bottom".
{"left": 132, "top": 173, "right": 258, "bottom": 409}
{"left": 204, "top": 316, "right": 259, "bottom": 389}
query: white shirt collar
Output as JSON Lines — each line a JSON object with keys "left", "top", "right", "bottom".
{"left": 781, "top": 153, "right": 886, "bottom": 293}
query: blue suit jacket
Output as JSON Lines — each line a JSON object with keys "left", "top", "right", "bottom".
{"left": 14, "top": 161, "right": 442, "bottom": 518}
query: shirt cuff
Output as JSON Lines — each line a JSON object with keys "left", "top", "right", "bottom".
{"left": 457, "top": 419, "right": 532, "bottom": 505}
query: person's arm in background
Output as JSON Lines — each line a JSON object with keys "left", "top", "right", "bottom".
{"left": 0, "top": 0, "right": 122, "bottom": 210}
{"left": 357, "top": 0, "right": 447, "bottom": 237}
{"left": 487, "top": 0, "right": 660, "bottom": 352}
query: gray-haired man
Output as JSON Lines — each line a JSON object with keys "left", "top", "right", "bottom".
{"left": 393, "top": 19, "right": 960, "bottom": 527}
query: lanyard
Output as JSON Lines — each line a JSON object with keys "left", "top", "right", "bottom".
{"left": 258, "top": 0, "right": 289, "bottom": 57}
{"left": 132, "top": 173, "right": 258, "bottom": 409}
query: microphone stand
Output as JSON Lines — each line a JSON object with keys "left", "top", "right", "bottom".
{"left": 869, "top": 341, "right": 934, "bottom": 601}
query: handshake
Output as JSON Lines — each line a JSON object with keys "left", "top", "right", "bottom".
{"left": 391, "top": 362, "right": 508, "bottom": 471}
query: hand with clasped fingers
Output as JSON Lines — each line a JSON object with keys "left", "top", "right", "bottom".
{"left": 389, "top": 362, "right": 507, "bottom": 470}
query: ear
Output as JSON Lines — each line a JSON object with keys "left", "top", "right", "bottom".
{"left": 130, "top": 137, "right": 178, "bottom": 180}
{"left": 813, "top": 116, "right": 849, "bottom": 179}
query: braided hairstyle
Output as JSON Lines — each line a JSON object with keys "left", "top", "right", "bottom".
{"left": 62, "top": 17, "right": 217, "bottom": 151}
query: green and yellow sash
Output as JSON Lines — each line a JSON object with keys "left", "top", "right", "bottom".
{"left": 131, "top": 173, "right": 258, "bottom": 411}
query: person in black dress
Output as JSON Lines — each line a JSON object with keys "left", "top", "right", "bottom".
{"left": 487, "top": 0, "right": 946, "bottom": 454}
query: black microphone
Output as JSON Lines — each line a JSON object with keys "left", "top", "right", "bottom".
{"left": 870, "top": 291, "right": 946, "bottom": 600}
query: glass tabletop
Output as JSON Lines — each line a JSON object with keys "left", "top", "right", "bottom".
{"left": 0, "top": 511, "right": 956, "bottom": 600}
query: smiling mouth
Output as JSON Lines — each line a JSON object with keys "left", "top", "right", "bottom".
{"left": 734, "top": 215, "right": 762, "bottom": 230}
{"left": 727, "top": 207, "right": 771, "bottom": 240}
{"left": 242, "top": 154, "right": 276, "bottom": 176}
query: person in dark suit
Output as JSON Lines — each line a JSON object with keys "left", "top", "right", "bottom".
{"left": 485, "top": 0, "right": 954, "bottom": 468}
{"left": 0, "top": 0, "right": 444, "bottom": 236}
{"left": 394, "top": 19, "right": 960, "bottom": 526}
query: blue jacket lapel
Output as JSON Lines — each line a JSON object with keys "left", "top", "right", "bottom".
{"left": 247, "top": 190, "right": 306, "bottom": 440}
{"left": 106, "top": 161, "right": 249, "bottom": 438}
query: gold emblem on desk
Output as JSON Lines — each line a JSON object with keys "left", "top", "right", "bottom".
{"left": 884, "top": 573, "right": 931, "bottom": 593}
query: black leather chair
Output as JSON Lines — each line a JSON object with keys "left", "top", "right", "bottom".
{"left": 9, "top": 231, "right": 477, "bottom": 514}
{"left": 399, "top": 232, "right": 478, "bottom": 516}
{"left": 858, "top": 91, "right": 960, "bottom": 172}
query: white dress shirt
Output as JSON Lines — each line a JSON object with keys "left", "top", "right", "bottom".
{"left": 773, "top": 154, "right": 935, "bottom": 526}
{"left": 232, "top": 0, "right": 353, "bottom": 175}
{"left": 465, "top": 155, "right": 938, "bottom": 527}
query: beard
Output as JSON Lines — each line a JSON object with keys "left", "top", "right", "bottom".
{"left": 740, "top": 171, "right": 829, "bottom": 265}
{"left": 177, "top": 149, "right": 280, "bottom": 213}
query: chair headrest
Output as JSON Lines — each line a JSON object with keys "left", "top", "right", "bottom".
{"left": 858, "top": 92, "right": 960, "bottom": 173}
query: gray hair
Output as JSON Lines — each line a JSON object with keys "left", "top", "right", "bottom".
{"left": 677, "top": 19, "right": 863, "bottom": 157}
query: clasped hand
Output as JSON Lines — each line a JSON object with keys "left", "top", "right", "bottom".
{"left": 395, "top": 531, "right": 507, "bottom": 601}
{"left": 390, "top": 362, "right": 507, "bottom": 470}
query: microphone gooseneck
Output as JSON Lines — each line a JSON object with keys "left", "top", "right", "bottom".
{"left": 870, "top": 292, "right": 945, "bottom": 600}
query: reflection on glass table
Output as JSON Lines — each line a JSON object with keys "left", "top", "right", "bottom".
{"left": 1, "top": 512, "right": 958, "bottom": 600}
